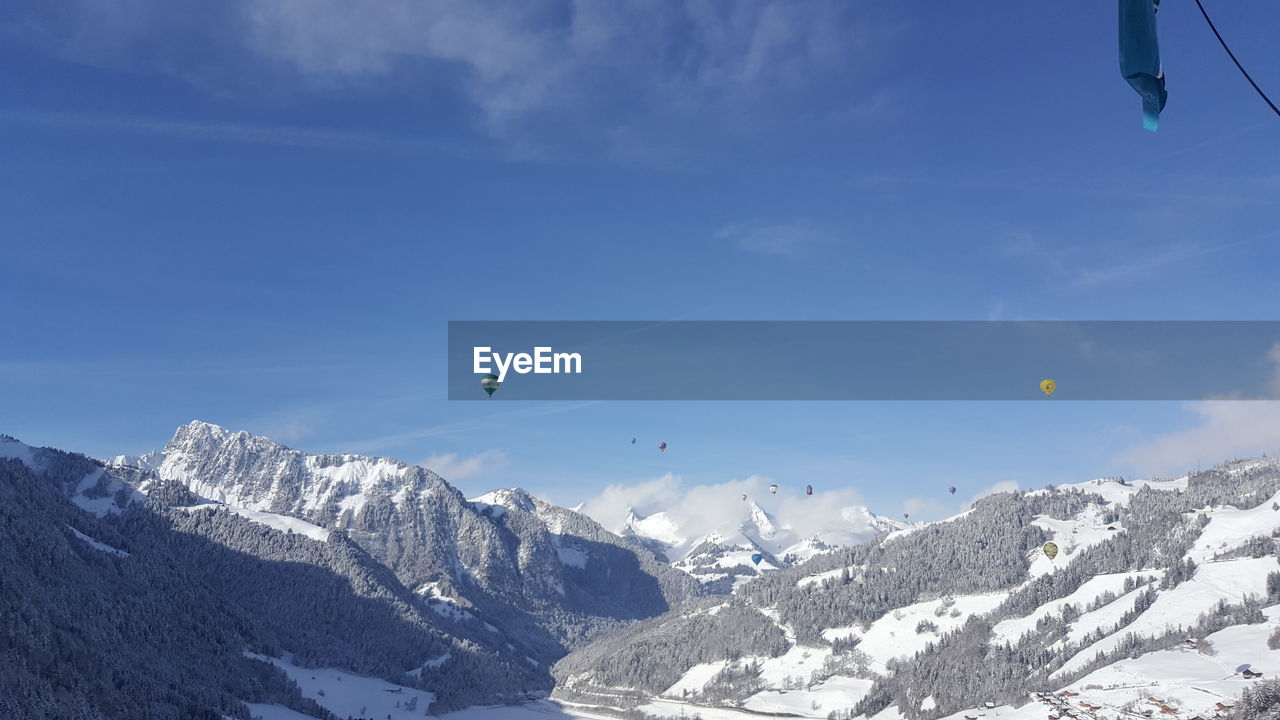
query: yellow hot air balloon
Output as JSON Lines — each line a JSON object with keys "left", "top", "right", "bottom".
{"left": 1043, "top": 541, "right": 1059, "bottom": 560}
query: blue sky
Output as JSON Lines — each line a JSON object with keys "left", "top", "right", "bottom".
{"left": 2, "top": 1, "right": 1278, "bottom": 521}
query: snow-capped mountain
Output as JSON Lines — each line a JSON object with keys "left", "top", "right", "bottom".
{"left": 18, "top": 420, "right": 1280, "bottom": 720}
{"left": 107, "top": 421, "right": 701, "bottom": 662}
{"left": 553, "top": 458, "right": 1280, "bottom": 720}
{"left": 0, "top": 432, "right": 546, "bottom": 716}
{"left": 610, "top": 495, "right": 908, "bottom": 593}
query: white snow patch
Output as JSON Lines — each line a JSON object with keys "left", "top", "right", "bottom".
{"left": 406, "top": 653, "right": 452, "bottom": 679}
{"left": 181, "top": 504, "right": 331, "bottom": 542}
{"left": 1026, "top": 504, "right": 1119, "bottom": 578}
{"left": 66, "top": 525, "right": 130, "bottom": 557}
{"left": 797, "top": 565, "right": 860, "bottom": 589}
{"left": 439, "top": 700, "right": 611, "bottom": 718}
{"left": 244, "top": 652, "right": 436, "bottom": 719}
{"left": 0, "top": 437, "right": 34, "bottom": 466}
{"left": 71, "top": 468, "right": 144, "bottom": 516}
{"left": 743, "top": 675, "right": 876, "bottom": 716}
{"left": 416, "top": 583, "right": 493, "bottom": 628}
{"left": 1186, "top": 491, "right": 1280, "bottom": 563}
{"left": 822, "top": 592, "right": 1009, "bottom": 673}
{"left": 556, "top": 544, "right": 589, "bottom": 569}
{"left": 661, "top": 660, "right": 731, "bottom": 697}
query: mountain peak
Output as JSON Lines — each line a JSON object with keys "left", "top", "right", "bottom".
{"left": 470, "top": 488, "right": 537, "bottom": 514}
{"left": 142, "top": 422, "right": 426, "bottom": 523}
{"left": 743, "top": 499, "right": 779, "bottom": 540}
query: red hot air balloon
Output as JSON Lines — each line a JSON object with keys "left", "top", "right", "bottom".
{"left": 658, "top": 441, "right": 667, "bottom": 452}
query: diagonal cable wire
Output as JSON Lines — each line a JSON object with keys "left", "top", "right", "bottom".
{"left": 1193, "top": 0, "right": 1280, "bottom": 117}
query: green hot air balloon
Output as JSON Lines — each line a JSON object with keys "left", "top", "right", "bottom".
{"left": 1042, "top": 541, "right": 1059, "bottom": 561}
{"left": 480, "top": 374, "right": 500, "bottom": 397}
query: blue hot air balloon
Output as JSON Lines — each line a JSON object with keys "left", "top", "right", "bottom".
{"left": 751, "top": 553, "right": 763, "bottom": 566}
{"left": 631, "top": 438, "right": 636, "bottom": 444}
{"left": 948, "top": 486, "right": 957, "bottom": 495}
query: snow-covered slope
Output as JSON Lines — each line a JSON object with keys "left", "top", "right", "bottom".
{"left": 554, "top": 457, "right": 1280, "bottom": 720}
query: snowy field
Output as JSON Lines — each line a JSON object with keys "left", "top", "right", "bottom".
{"left": 992, "top": 571, "right": 1156, "bottom": 644}
{"left": 1055, "top": 556, "right": 1276, "bottom": 677}
{"left": 822, "top": 592, "right": 1009, "bottom": 673}
{"left": 243, "top": 652, "right": 436, "bottom": 720}
{"left": 244, "top": 700, "right": 614, "bottom": 720}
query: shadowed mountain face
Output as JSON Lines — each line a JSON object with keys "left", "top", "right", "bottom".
{"left": 0, "top": 423, "right": 704, "bottom": 718}
{"left": 0, "top": 449, "right": 538, "bottom": 719}
{"left": 113, "top": 421, "right": 702, "bottom": 660}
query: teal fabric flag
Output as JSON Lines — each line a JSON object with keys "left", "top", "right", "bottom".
{"left": 1120, "top": 0, "right": 1167, "bottom": 131}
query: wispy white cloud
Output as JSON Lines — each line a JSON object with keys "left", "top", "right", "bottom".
{"left": 999, "top": 231, "right": 1276, "bottom": 291}
{"left": 579, "top": 473, "right": 872, "bottom": 544}
{"left": 1116, "top": 401, "right": 1280, "bottom": 477}
{"left": 10, "top": 1, "right": 892, "bottom": 152}
{"left": 715, "top": 221, "right": 840, "bottom": 258}
{"left": 421, "top": 449, "right": 509, "bottom": 480}
{"left": 1115, "top": 343, "right": 1280, "bottom": 477}
{"left": 967, "top": 480, "right": 1020, "bottom": 503}
{"left": 344, "top": 401, "right": 602, "bottom": 453}
{"left": 901, "top": 496, "right": 947, "bottom": 521}
{"left": 242, "top": 407, "right": 330, "bottom": 444}
{"left": 0, "top": 109, "right": 482, "bottom": 157}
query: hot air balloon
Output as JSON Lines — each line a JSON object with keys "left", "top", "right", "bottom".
{"left": 805, "top": 484, "right": 813, "bottom": 496}
{"left": 903, "top": 512, "right": 910, "bottom": 520}
{"left": 948, "top": 486, "right": 957, "bottom": 495}
{"left": 750, "top": 553, "right": 763, "bottom": 565}
{"left": 741, "top": 494, "right": 748, "bottom": 501}
{"left": 658, "top": 441, "right": 667, "bottom": 452}
{"left": 768, "top": 484, "right": 778, "bottom": 495}
{"left": 1043, "top": 541, "right": 1059, "bottom": 561}
{"left": 631, "top": 438, "right": 636, "bottom": 445}
{"left": 480, "top": 374, "right": 500, "bottom": 397}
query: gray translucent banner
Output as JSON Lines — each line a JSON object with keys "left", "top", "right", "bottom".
{"left": 447, "top": 321, "right": 1280, "bottom": 400}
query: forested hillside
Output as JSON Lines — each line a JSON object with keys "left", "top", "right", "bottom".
{"left": 553, "top": 460, "right": 1280, "bottom": 720}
